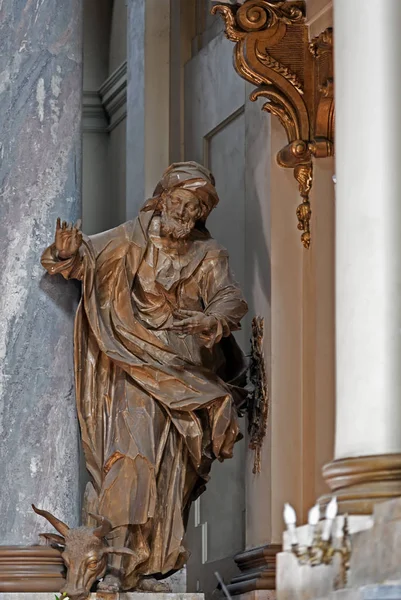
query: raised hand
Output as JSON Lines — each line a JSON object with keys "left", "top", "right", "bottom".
{"left": 169, "top": 309, "right": 217, "bottom": 336}
{"left": 55, "top": 218, "right": 82, "bottom": 260}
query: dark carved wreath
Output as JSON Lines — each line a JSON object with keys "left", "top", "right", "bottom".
{"left": 247, "top": 316, "right": 269, "bottom": 474}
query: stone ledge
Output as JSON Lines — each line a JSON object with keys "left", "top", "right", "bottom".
{"left": 0, "top": 594, "right": 203, "bottom": 600}
{"left": 228, "top": 545, "right": 281, "bottom": 595}
{"left": 326, "top": 584, "right": 401, "bottom": 600}
{"left": 350, "top": 498, "right": 401, "bottom": 587}
{"left": 234, "top": 591, "right": 277, "bottom": 600}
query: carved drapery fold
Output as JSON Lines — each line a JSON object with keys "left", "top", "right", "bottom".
{"left": 212, "top": 0, "right": 334, "bottom": 248}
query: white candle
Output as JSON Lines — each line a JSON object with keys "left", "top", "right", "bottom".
{"left": 307, "top": 503, "right": 320, "bottom": 546}
{"left": 283, "top": 503, "right": 298, "bottom": 545}
{"left": 322, "top": 497, "right": 338, "bottom": 541}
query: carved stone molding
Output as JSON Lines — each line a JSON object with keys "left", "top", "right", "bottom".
{"left": 83, "top": 61, "right": 127, "bottom": 134}
{"left": 99, "top": 61, "right": 127, "bottom": 131}
{"left": 227, "top": 544, "right": 281, "bottom": 595}
{"left": 321, "top": 454, "right": 401, "bottom": 515}
{"left": 212, "top": 1, "right": 334, "bottom": 248}
{"left": 83, "top": 91, "right": 108, "bottom": 133}
{"left": 0, "top": 546, "right": 65, "bottom": 592}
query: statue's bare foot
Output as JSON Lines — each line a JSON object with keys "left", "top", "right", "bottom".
{"left": 137, "top": 577, "right": 171, "bottom": 592}
{"left": 97, "top": 573, "right": 121, "bottom": 593}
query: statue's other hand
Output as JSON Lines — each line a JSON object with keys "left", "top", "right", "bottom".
{"left": 169, "top": 309, "right": 217, "bottom": 336}
{"left": 55, "top": 218, "right": 82, "bottom": 260}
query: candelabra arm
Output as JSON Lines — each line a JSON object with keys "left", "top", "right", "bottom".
{"left": 289, "top": 516, "right": 351, "bottom": 590}
{"left": 333, "top": 516, "right": 351, "bottom": 588}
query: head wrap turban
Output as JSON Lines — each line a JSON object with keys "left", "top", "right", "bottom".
{"left": 142, "top": 161, "right": 219, "bottom": 220}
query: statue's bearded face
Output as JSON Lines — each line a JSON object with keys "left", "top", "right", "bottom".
{"left": 161, "top": 188, "right": 203, "bottom": 239}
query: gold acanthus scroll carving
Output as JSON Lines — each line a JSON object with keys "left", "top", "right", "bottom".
{"left": 212, "top": 1, "right": 334, "bottom": 249}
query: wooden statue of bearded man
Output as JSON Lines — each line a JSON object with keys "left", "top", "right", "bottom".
{"left": 41, "top": 161, "right": 248, "bottom": 592}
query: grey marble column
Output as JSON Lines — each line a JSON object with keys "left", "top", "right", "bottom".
{"left": 0, "top": 0, "right": 83, "bottom": 544}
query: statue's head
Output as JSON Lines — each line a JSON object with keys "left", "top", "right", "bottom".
{"left": 142, "top": 161, "right": 219, "bottom": 239}
{"left": 161, "top": 187, "right": 204, "bottom": 239}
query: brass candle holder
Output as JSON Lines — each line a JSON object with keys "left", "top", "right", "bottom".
{"left": 283, "top": 498, "right": 351, "bottom": 588}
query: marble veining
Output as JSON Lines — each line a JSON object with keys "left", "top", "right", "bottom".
{"left": 0, "top": 0, "right": 83, "bottom": 544}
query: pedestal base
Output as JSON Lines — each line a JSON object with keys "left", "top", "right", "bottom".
{"left": 233, "top": 591, "right": 276, "bottom": 600}
{"left": 0, "top": 594, "right": 203, "bottom": 600}
{"left": 0, "top": 547, "right": 186, "bottom": 595}
{"left": 228, "top": 545, "right": 281, "bottom": 596}
{"left": 321, "top": 454, "right": 401, "bottom": 514}
{"left": 0, "top": 546, "right": 65, "bottom": 592}
{"left": 348, "top": 497, "right": 401, "bottom": 587}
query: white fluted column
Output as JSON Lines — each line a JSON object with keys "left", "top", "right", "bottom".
{"left": 323, "top": 0, "right": 401, "bottom": 512}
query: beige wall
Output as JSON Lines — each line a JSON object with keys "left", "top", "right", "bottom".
{"left": 266, "top": 127, "right": 335, "bottom": 546}
{"left": 270, "top": 0, "right": 334, "bottom": 542}
{"left": 310, "top": 158, "right": 335, "bottom": 501}
{"left": 246, "top": 0, "right": 335, "bottom": 547}
{"left": 306, "top": 0, "right": 333, "bottom": 37}
{"left": 269, "top": 118, "right": 305, "bottom": 542}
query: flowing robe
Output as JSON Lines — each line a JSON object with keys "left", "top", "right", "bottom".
{"left": 41, "top": 210, "right": 248, "bottom": 588}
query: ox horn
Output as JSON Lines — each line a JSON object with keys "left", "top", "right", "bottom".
{"left": 89, "top": 513, "right": 113, "bottom": 538}
{"left": 32, "top": 504, "right": 70, "bottom": 538}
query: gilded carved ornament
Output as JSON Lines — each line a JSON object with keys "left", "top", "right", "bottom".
{"left": 212, "top": 0, "right": 334, "bottom": 248}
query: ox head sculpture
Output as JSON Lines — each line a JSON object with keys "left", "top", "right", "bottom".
{"left": 32, "top": 505, "right": 136, "bottom": 600}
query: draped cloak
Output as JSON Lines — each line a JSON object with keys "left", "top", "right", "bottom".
{"left": 41, "top": 209, "right": 248, "bottom": 588}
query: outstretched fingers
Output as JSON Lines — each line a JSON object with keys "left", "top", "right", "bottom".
{"left": 173, "top": 308, "right": 203, "bottom": 320}
{"left": 56, "top": 218, "right": 82, "bottom": 233}
{"left": 71, "top": 224, "right": 83, "bottom": 244}
{"left": 171, "top": 318, "right": 191, "bottom": 329}
{"left": 170, "top": 318, "right": 198, "bottom": 334}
